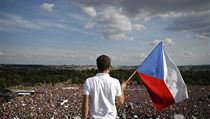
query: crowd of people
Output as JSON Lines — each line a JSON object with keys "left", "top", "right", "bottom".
{"left": 0, "top": 83, "right": 209, "bottom": 119}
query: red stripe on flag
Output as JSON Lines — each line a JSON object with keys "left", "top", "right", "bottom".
{"left": 138, "top": 73, "right": 175, "bottom": 112}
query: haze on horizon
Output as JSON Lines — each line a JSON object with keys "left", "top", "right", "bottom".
{"left": 0, "top": 0, "right": 209, "bottom": 66}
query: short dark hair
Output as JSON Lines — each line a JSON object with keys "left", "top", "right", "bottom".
{"left": 96, "top": 55, "right": 111, "bottom": 72}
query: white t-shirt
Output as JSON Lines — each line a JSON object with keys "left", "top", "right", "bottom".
{"left": 83, "top": 73, "right": 122, "bottom": 119}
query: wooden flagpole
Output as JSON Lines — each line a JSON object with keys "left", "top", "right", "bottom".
{"left": 125, "top": 69, "right": 137, "bottom": 84}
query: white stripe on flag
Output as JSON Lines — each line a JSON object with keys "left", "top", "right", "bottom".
{"left": 163, "top": 46, "right": 188, "bottom": 103}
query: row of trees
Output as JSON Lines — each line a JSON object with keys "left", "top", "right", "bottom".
{"left": 0, "top": 67, "right": 210, "bottom": 88}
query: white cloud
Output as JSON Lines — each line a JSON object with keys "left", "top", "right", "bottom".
{"left": 111, "top": 54, "right": 129, "bottom": 62}
{"left": 0, "top": 48, "right": 100, "bottom": 65}
{"left": 80, "top": 6, "right": 146, "bottom": 40}
{"left": 40, "top": 3, "right": 55, "bottom": 13}
{"left": 0, "top": 12, "right": 39, "bottom": 31}
{"left": 166, "top": 10, "right": 210, "bottom": 38}
{"left": 158, "top": 12, "right": 183, "bottom": 19}
{"left": 149, "top": 38, "right": 175, "bottom": 46}
{"left": 149, "top": 40, "right": 161, "bottom": 46}
{"left": 109, "top": 33, "right": 128, "bottom": 40}
{"left": 110, "top": 53, "right": 147, "bottom": 65}
{"left": 195, "top": 33, "right": 209, "bottom": 40}
{"left": 96, "top": 6, "right": 132, "bottom": 32}
{"left": 35, "top": 20, "right": 96, "bottom": 35}
{"left": 81, "top": 6, "right": 97, "bottom": 17}
{"left": 139, "top": 53, "right": 146, "bottom": 58}
{"left": 0, "top": 12, "right": 95, "bottom": 36}
{"left": 68, "top": 13, "right": 85, "bottom": 21}
{"left": 164, "top": 38, "right": 175, "bottom": 46}
{"left": 183, "top": 51, "right": 194, "bottom": 57}
{"left": 84, "top": 22, "right": 96, "bottom": 29}
{"left": 141, "top": 12, "right": 183, "bottom": 21}
{"left": 132, "top": 24, "right": 146, "bottom": 30}
{"left": 37, "top": 20, "right": 70, "bottom": 30}
{"left": 74, "top": 0, "right": 210, "bottom": 38}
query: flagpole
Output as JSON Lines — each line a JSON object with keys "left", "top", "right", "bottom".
{"left": 125, "top": 69, "right": 137, "bottom": 84}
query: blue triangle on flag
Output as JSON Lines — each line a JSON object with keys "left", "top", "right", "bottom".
{"left": 137, "top": 42, "right": 164, "bottom": 80}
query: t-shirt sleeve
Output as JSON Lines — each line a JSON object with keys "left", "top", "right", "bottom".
{"left": 115, "top": 80, "right": 122, "bottom": 96}
{"left": 83, "top": 79, "right": 90, "bottom": 95}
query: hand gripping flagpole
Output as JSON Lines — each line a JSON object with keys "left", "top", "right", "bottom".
{"left": 125, "top": 69, "right": 137, "bottom": 84}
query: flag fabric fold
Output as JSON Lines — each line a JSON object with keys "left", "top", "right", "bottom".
{"left": 137, "top": 42, "right": 188, "bottom": 112}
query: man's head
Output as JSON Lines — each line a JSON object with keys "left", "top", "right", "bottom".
{"left": 96, "top": 55, "right": 111, "bottom": 72}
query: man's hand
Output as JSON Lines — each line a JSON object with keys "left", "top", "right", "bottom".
{"left": 121, "top": 82, "right": 127, "bottom": 90}
{"left": 116, "top": 81, "right": 128, "bottom": 106}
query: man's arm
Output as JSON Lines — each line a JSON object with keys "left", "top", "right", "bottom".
{"left": 116, "top": 92, "right": 124, "bottom": 106}
{"left": 82, "top": 95, "right": 89, "bottom": 119}
{"left": 116, "top": 82, "right": 126, "bottom": 106}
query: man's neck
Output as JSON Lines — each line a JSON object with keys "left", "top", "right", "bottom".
{"left": 100, "top": 69, "right": 110, "bottom": 74}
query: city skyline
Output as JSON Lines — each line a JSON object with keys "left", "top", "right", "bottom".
{"left": 0, "top": 0, "right": 209, "bottom": 65}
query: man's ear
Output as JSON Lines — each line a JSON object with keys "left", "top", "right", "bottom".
{"left": 108, "top": 67, "right": 111, "bottom": 72}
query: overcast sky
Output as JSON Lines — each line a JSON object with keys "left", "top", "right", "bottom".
{"left": 0, "top": 0, "right": 209, "bottom": 65}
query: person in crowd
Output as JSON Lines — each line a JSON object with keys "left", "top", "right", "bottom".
{"left": 82, "top": 55, "right": 127, "bottom": 119}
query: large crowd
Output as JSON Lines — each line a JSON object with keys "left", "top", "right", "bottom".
{"left": 0, "top": 83, "right": 209, "bottom": 119}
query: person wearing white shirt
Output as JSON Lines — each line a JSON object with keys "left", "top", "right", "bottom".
{"left": 82, "top": 55, "right": 126, "bottom": 119}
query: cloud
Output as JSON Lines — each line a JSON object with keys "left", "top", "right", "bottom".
{"left": 158, "top": 12, "right": 183, "bottom": 19}
{"left": 36, "top": 20, "right": 71, "bottom": 30}
{"left": 0, "top": 12, "right": 66, "bottom": 31}
{"left": 164, "top": 38, "right": 175, "bottom": 46}
{"left": 171, "top": 51, "right": 210, "bottom": 65}
{"left": 109, "top": 33, "right": 128, "bottom": 40}
{"left": 81, "top": 6, "right": 97, "bottom": 17}
{"left": 84, "top": 22, "right": 96, "bottom": 29}
{"left": 149, "top": 40, "right": 161, "bottom": 46}
{"left": 80, "top": 5, "right": 146, "bottom": 40}
{"left": 0, "top": 12, "right": 39, "bottom": 31}
{"left": 0, "top": 48, "right": 99, "bottom": 65}
{"left": 132, "top": 24, "right": 146, "bottom": 30}
{"left": 75, "top": 0, "right": 209, "bottom": 18}
{"left": 40, "top": 3, "right": 55, "bottom": 13}
{"left": 149, "top": 38, "right": 175, "bottom": 46}
{"left": 0, "top": 12, "right": 95, "bottom": 36}
{"left": 183, "top": 51, "right": 194, "bottom": 57}
{"left": 166, "top": 10, "right": 210, "bottom": 38}
{"left": 139, "top": 53, "right": 146, "bottom": 59}
{"left": 110, "top": 53, "right": 147, "bottom": 65}
{"left": 0, "top": 51, "right": 3, "bottom": 56}
{"left": 68, "top": 13, "right": 85, "bottom": 21}
{"left": 36, "top": 20, "right": 96, "bottom": 36}
{"left": 74, "top": 0, "right": 210, "bottom": 38}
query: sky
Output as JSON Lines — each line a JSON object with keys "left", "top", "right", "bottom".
{"left": 0, "top": 0, "right": 209, "bottom": 66}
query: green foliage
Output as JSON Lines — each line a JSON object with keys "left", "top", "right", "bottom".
{"left": 180, "top": 70, "right": 210, "bottom": 85}
{"left": 0, "top": 66, "right": 209, "bottom": 88}
{"left": 0, "top": 78, "right": 7, "bottom": 88}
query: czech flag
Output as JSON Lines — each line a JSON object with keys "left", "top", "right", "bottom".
{"left": 137, "top": 42, "right": 188, "bottom": 112}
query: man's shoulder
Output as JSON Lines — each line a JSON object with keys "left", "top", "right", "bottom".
{"left": 85, "top": 74, "right": 120, "bottom": 84}
{"left": 106, "top": 76, "right": 120, "bottom": 85}
{"left": 85, "top": 75, "right": 98, "bottom": 82}
{"left": 109, "top": 76, "right": 119, "bottom": 82}
{"left": 85, "top": 76, "right": 95, "bottom": 81}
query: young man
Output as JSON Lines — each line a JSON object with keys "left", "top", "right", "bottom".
{"left": 82, "top": 55, "right": 126, "bottom": 119}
